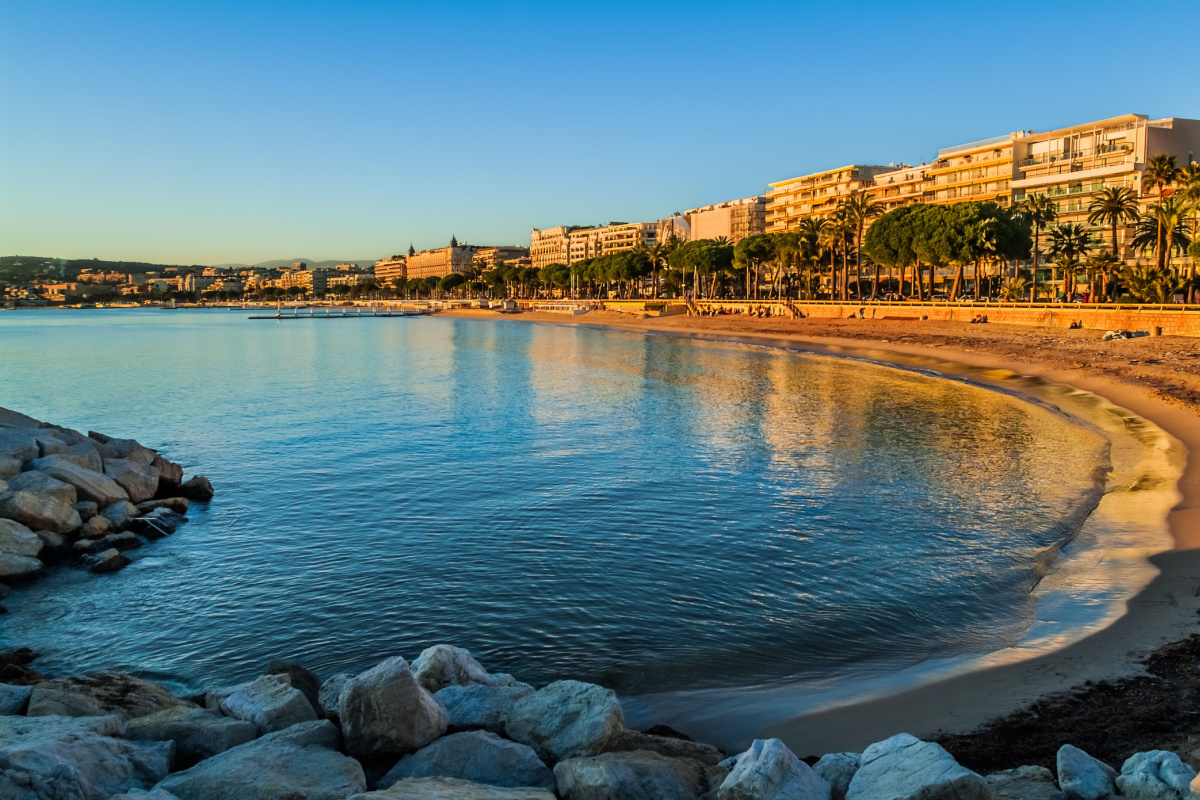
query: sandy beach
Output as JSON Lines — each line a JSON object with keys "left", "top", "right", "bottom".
{"left": 441, "top": 307, "right": 1200, "bottom": 762}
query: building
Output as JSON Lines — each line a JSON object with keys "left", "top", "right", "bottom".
{"left": 276, "top": 268, "right": 332, "bottom": 295}
{"left": 566, "top": 227, "right": 604, "bottom": 264}
{"left": 766, "top": 165, "right": 892, "bottom": 233}
{"left": 404, "top": 237, "right": 479, "bottom": 280}
{"left": 867, "top": 164, "right": 931, "bottom": 212}
{"left": 328, "top": 273, "right": 376, "bottom": 289}
{"left": 530, "top": 226, "right": 571, "bottom": 269}
{"left": 474, "top": 246, "right": 530, "bottom": 270}
{"left": 926, "top": 134, "right": 1018, "bottom": 207}
{"left": 678, "top": 197, "right": 768, "bottom": 244}
{"left": 1011, "top": 114, "right": 1200, "bottom": 258}
{"left": 598, "top": 222, "right": 657, "bottom": 256}
{"left": 182, "top": 274, "right": 218, "bottom": 292}
{"left": 375, "top": 251, "right": 409, "bottom": 286}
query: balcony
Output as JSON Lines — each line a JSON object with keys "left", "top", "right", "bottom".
{"left": 1019, "top": 142, "right": 1132, "bottom": 168}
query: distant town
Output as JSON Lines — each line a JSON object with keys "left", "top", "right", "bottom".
{"left": 5, "top": 111, "right": 1199, "bottom": 308}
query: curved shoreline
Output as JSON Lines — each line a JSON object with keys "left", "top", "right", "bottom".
{"left": 441, "top": 309, "right": 1200, "bottom": 754}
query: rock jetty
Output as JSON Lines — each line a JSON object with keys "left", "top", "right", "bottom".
{"left": 0, "top": 642, "right": 1194, "bottom": 800}
{"left": 0, "top": 406, "right": 213, "bottom": 610}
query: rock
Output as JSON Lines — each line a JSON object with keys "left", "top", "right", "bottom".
{"left": 986, "top": 766, "right": 1065, "bottom": 800}
{"left": 264, "top": 659, "right": 322, "bottom": 718}
{"left": 6, "top": 469, "right": 78, "bottom": 504}
{"left": 0, "top": 518, "right": 42, "bottom": 557}
{"left": 206, "top": 673, "right": 317, "bottom": 735}
{"left": 136, "top": 497, "right": 189, "bottom": 515}
{"left": 0, "top": 551, "right": 44, "bottom": 583}
{"left": 0, "top": 714, "right": 173, "bottom": 800}
{"left": 154, "top": 719, "right": 365, "bottom": 800}
{"left": 318, "top": 673, "right": 352, "bottom": 723}
{"left": 91, "top": 548, "right": 132, "bottom": 573}
{"left": 128, "top": 509, "right": 180, "bottom": 538}
{"left": 717, "top": 738, "right": 830, "bottom": 800}
{"left": 1057, "top": 744, "right": 1118, "bottom": 800}
{"left": 34, "top": 530, "right": 69, "bottom": 562}
{"left": 152, "top": 455, "right": 184, "bottom": 493}
{"left": 74, "top": 531, "right": 142, "bottom": 557}
{"left": 58, "top": 441, "right": 104, "bottom": 473}
{"left": 412, "top": 645, "right": 505, "bottom": 693}
{"left": 74, "top": 500, "right": 98, "bottom": 520}
{"left": 100, "top": 500, "right": 140, "bottom": 531}
{"left": 338, "top": 655, "right": 448, "bottom": 760}
{"left": 89, "top": 432, "right": 157, "bottom": 466}
{"left": 0, "top": 683, "right": 32, "bottom": 714}
{"left": 502, "top": 680, "right": 624, "bottom": 764}
{"left": 845, "top": 733, "right": 990, "bottom": 800}
{"left": 80, "top": 514, "right": 113, "bottom": 538}
{"left": 554, "top": 749, "right": 721, "bottom": 800}
{"left": 813, "top": 753, "right": 861, "bottom": 800}
{"left": 104, "top": 458, "right": 161, "bottom": 504}
{"left": 28, "top": 457, "right": 129, "bottom": 506}
{"left": 177, "top": 476, "right": 214, "bottom": 501}
{"left": 380, "top": 730, "right": 556, "bottom": 793}
{"left": 0, "top": 456, "right": 21, "bottom": 480}
{"left": 0, "top": 485, "right": 82, "bottom": 534}
{"left": 348, "top": 777, "right": 557, "bottom": 799}
{"left": 109, "top": 789, "right": 182, "bottom": 800}
{"left": 0, "top": 427, "right": 39, "bottom": 463}
{"left": 1116, "top": 751, "right": 1196, "bottom": 800}
{"left": 610, "top": 728, "right": 725, "bottom": 767}
{"left": 437, "top": 683, "right": 535, "bottom": 735}
{"left": 27, "top": 672, "right": 188, "bottom": 720}
{"left": 123, "top": 706, "right": 257, "bottom": 767}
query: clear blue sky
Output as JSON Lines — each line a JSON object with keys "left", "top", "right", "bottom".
{"left": 3, "top": 0, "right": 1198, "bottom": 265}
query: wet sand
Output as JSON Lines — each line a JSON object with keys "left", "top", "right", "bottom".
{"left": 442, "top": 308, "right": 1200, "bottom": 758}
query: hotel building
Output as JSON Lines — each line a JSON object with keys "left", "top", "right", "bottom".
{"left": 404, "top": 237, "right": 479, "bottom": 280}
{"left": 562, "top": 222, "right": 658, "bottom": 265}
{"left": 1012, "top": 115, "right": 1200, "bottom": 257}
{"left": 925, "top": 134, "right": 1018, "bottom": 207}
{"left": 530, "top": 226, "right": 571, "bottom": 269}
{"left": 374, "top": 252, "right": 408, "bottom": 286}
{"left": 474, "top": 246, "right": 530, "bottom": 270}
{"left": 765, "top": 165, "right": 892, "bottom": 232}
{"left": 867, "top": 164, "right": 930, "bottom": 212}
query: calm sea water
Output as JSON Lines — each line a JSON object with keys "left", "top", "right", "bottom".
{"left": 0, "top": 310, "right": 1107, "bottom": 703}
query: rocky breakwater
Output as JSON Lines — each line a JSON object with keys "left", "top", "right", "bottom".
{"left": 1, "top": 642, "right": 1195, "bottom": 800}
{"left": 0, "top": 407, "right": 213, "bottom": 610}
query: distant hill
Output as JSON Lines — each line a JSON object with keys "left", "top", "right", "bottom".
{"left": 214, "top": 258, "right": 380, "bottom": 270}
{"left": 0, "top": 256, "right": 208, "bottom": 284}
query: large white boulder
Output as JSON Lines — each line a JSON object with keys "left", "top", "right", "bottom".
{"left": 122, "top": 706, "right": 258, "bottom": 766}
{"left": 845, "top": 733, "right": 991, "bottom": 800}
{"left": 554, "top": 749, "right": 721, "bottom": 800}
{"left": 719, "top": 738, "right": 831, "bottom": 800}
{"left": 412, "top": 645, "right": 511, "bottom": 693}
{"left": 28, "top": 457, "right": 129, "bottom": 506}
{"left": 206, "top": 673, "right": 317, "bottom": 735}
{"left": 502, "top": 680, "right": 624, "bottom": 764}
{"left": 1057, "top": 745, "right": 1117, "bottom": 800}
{"left": 104, "top": 459, "right": 161, "bottom": 504}
{"left": 380, "top": 730, "right": 555, "bottom": 792}
{"left": 0, "top": 714, "right": 174, "bottom": 800}
{"left": 154, "top": 719, "right": 364, "bottom": 800}
{"left": 813, "top": 753, "right": 861, "bottom": 800}
{"left": 338, "top": 656, "right": 448, "bottom": 760}
{"left": 348, "top": 777, "right": 557, "bottom": 799}
{"left": 27, "top": 673, "right": 189, "bottom": 720}
{"left": 436, "top": 683, "right": 534, "bottom": 734}
{"left": 1116, "top": 751, "right": 1197, "bottom": 800}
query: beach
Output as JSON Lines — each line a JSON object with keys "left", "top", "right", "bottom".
{"left": 441, "top": 308, "right": 1200, "bottom": 762}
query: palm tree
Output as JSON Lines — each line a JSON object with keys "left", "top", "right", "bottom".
{"left": 797, "top": 218, "right": 828, "bottom": 300}
{"left": 1087, "top": 186, "right": 1139, "bottom": 258}
{"left": 841, "top": 192, "right": 885, "bottom": 299}
{"left": 1084, "top": 251, "right": 1122, "bottom": 302}
{"left": 826, "top": 210, "right": 855, "bottom": 301}
{"left": 1046, "top": 223, "right": 1092, "bottom": 300}
{"left": 1013, "top": 193, "right": 1057, "bottom": 301}
{"left": 1118, "top": 264, "right": 1187, "bottom": 304}
{"left": 1000, "top": 275, "right": 1029, "bottom": 301}
{"left": 1132, "top": 196, "right": 1192, "bottom": 274}
{"left": 636, "top": 242, "right": 667, "bottom": 299}
{"left": 1177, "top": 162, "right": 1200, "bottom": 302}
{"left": 1143, "top": 154, "right": 1180, "bottom": 274}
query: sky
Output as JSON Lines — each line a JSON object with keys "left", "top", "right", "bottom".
{"left": 3, "top": 1, "right": 1199, "bottom": 266}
